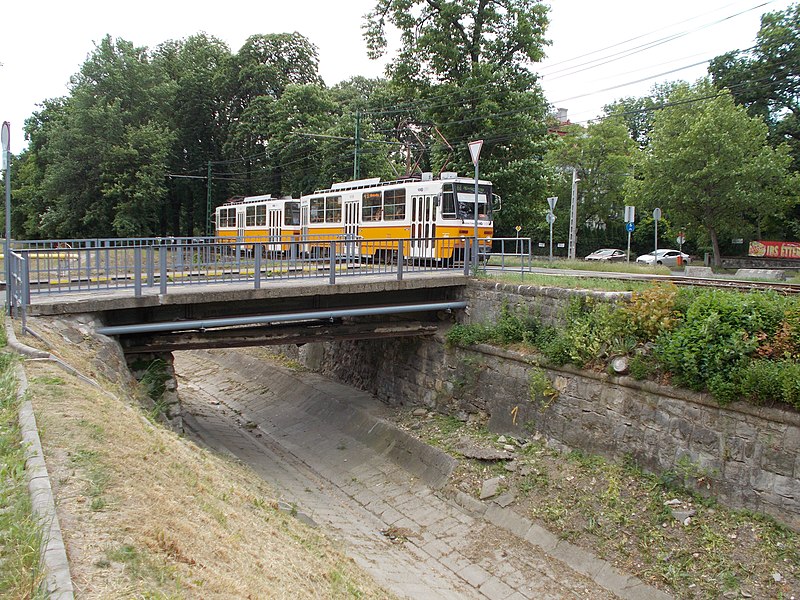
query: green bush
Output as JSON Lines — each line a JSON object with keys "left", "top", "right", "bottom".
{"left": 446, "top": 323, "right": 494, "bottom": 347}
{"left": 448, "top": 285, "right": 800, "bottom": 411}
{"left": 736, "top": 359, "right": 800, "bottom": 409}
{"left": 655, "top": 290, "right": 786, "bottom": 392}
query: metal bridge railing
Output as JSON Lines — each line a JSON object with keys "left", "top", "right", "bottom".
{"left": 8, "top": 236, "right": 478, "bottom": 303}
{"left": 8, "top": 250, "right": 30, "bottom": 330}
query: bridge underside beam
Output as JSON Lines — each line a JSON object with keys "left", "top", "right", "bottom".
{"left": 119, "top": 320, "right": 438, "bottom": 353}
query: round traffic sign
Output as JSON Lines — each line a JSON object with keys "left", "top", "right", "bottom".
{"left": 677, "top": 235, "right": 686, "bottom": 245}
{"left": 545, "top": 212, "right": 556, "bottom": 224}
{"left": 0, "top": 122, "right": 9, "bottom": 152}
{"left": 625, "top": 222, "right": 635, "bottom": 232}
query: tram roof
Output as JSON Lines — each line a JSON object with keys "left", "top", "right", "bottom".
{"left": 311, "top": 174, "right": 491, "bottom": 195}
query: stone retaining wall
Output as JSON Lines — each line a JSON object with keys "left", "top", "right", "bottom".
{"left": 303, "top": 281, "right": 800, "bottom": 530}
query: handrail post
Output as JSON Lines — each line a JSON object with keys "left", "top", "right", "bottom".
{"left": 397, "top": 239, "right": 404, "bottom": 281}
{"left": 329, "top": 240, "right": 336, "bottom": 284}
{"left": 146, "top": 246, "right": 154, "bottom": 287}
{"left": 159, "top": 245, "right": 168, "bottom": 295}
{"left": 463, "top": 238, "right": 471, "bottom": 276}
{"left": 254, "top": 244, "right": 262, "bottom": 289}
{"left": 134, "top": 247, "right": 142, "bottom": 298}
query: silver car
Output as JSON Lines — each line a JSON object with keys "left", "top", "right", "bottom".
{"left": 585, "top": 248, "right": 627, "bottom": 262}
{"left": 636, "top": 249, "right": 691, "bottom": 266}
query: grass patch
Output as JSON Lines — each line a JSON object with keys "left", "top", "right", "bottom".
{"left": 395, "top": 408, "right": 800, "bottom": 599}
{"left": 0, "top": 348, "right": 46, "bottom": 598}
{"left": 20, "top": 322, "right": 395, "bottom": 599}
{"left": 483, "top": 270, "right": 653, "bottom": 292}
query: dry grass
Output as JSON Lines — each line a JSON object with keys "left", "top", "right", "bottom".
{"left": 20, "top": 321, "right": 394, "bottom": 599}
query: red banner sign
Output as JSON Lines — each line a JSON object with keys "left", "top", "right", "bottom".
{"left": 748, "top": 240, "right": 800, "bottom": 259}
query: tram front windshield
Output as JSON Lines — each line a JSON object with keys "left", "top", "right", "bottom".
{"left": 452, "top": 183, "right": 492, "bottom": 221}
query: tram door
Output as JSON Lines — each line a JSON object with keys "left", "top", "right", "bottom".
{"left": 410, "top": 194, "right": 436, "bottom": 259}
{"left": 300, "top": 203, "right": 310, "bottom": 257}
{"left": 344, "top": 200, "right": 360, "bottom": 259}
{"left": 235, "top": 208, "right": 246, "bottom": 257}
{"left": 268, "top": 207, "right": 282, "bottom": 252}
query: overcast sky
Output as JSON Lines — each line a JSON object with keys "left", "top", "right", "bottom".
{"left": 0, "top": 0, "right": 794, "bottom": 153}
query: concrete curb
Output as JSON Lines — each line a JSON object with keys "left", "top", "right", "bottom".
{"left": 6, "top": 321, "right": 75, "bottom": 599}
{"left": 449, "top": 489, "right": 673, "bottom": 600}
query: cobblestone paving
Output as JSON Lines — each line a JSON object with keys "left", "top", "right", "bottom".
{"left": 175, "top": 349, "right": 623, "bottom": 600}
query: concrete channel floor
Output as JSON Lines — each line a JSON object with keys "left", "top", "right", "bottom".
{"left": 174, "top": 349, "right": 625, "bottom": 600}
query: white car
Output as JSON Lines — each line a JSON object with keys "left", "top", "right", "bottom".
{"left": 585, "top": 248, "right": 627, "bottom": 262}
{"left": 636, "top": 249, "right": 691, "bottom": 267}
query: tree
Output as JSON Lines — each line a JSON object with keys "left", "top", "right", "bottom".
{"left": 640, "top": 81, "right": 798, "bottom": 266}
{"left": 155, "top": 34, "right": 231, "bottom": 236}
{"left": 603, "top": 82, "right": 678, "bottom": 149}
{"left": 362, "top": 0, "right": 552, "bottom": 236}
{"left": 546, "top": 118, "right": 637, "bottom": 224}
{"left": 222, "top": 33, "right": 324, "bottom": 199}
{"left": 709, "top": 4, "right": 800, "bottom": 168}
{"left": 20, "top": 36, "right": 175, "bottom": 238}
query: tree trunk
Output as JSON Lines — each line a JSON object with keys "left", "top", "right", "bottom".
{"left": 709, "top": 227, "right": 721, "bottom": 267}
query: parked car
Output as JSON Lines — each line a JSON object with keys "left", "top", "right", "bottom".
{"left": 635, "top": 249, "right": 691, "bottom": 267}
{"left": 584, "top": 248, "right": 627, "bottom": 262}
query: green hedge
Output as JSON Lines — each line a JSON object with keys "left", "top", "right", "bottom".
{"left": 447, "top": 286, "right": 800, "bottom": 410}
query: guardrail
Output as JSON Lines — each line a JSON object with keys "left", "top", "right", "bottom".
{"left": 7, "top": 236, "right": 479, "bottom": 303}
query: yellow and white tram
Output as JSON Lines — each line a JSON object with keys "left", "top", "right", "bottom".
{"left": 215, "top": 172, "right": 498, "bottom": 261}
{"left": 215, "top": 194, "right": 301, "bottom": 253}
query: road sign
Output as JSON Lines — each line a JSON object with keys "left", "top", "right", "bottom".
{"left": 624, "top": 205, "right": 635, "bottom": 223}
{"left": 547, "top": 196, "right": 558, "bottom": 212}
{"left": 653, "top": 207, "right": 662, "bottom": 221}
{"left": 515, "top": 225, "right": 522, "bottom": 232}
{"left": 1, "top": 122, "right": 9, "bottom": 170}
{"left": 545, "top": 212, "right": 556, "bottom": 224}
{"left": 626, "top": 222, "right": 635, "bottom": 232}
{"left": 676, "top": 234, "right": 685, "bottom": 245}
{"left": 468, "top": 140, "right": 483, "bottom": 166}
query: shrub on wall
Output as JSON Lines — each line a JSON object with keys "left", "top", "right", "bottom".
{"left": 453, "top": 284, "right": 800, "bottom": 409}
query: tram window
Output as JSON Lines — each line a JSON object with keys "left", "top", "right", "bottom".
{"left": 361, "top": 192, "right": 382, "bottom": 221}
{"left": 441, "top": 186, "right": 456, "bottom": 219}
{"left": 219, "top": 208, "right": 236, "bottom": 228}
{"left": 384, "top": 188, "right": 406, "bottom": 220}
{"left": 246, "top": 206, "right": 256, "bottom": 227}
{"left": 285, "top": 202, "right": 300, "bottom": 226}
{"left": 310, "top": 197, "right": 325, "bottom": 223}
{"left": 256, "top": 205, "right": 267, "bottom": 226}
{"left": 325, "top": 195, "right": 342, "bottom": 223}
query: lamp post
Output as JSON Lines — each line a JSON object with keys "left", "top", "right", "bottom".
{"left": 1, "top": 122, "right": 10, "bottom": 313}
{"left": 468, "top": 140, "right": 483, "bottom": 270}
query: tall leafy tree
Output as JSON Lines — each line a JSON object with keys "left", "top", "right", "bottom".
{"left": 603, "top": 82, "right": 678, "bottom": 149}
{"left": 363, "top": 0, "right": 552, "bottom": 236}
{"left": 21, "top": 36, "right": 175, "bottom": 237}
{"left": 709, "top": 4, "right": 800, "bottom": 168}
{"left": 223, "top": 33, "right": 324, "bottom": 198}
{"left": 639, "top": 81, "right": 798, "bottom": 265}
{"left": 155, "top": 34, "right": 231, "bottom": 236}
{"left": 546, "top": 118, "right": 637, "bottom": 223}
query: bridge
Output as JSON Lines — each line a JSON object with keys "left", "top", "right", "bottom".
{"left": 8, "top": 236, "right": 473, "bottom": 350}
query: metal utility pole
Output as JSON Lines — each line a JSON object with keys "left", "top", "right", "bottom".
{"left": 468, "top": 140, "right": 484, "bottom": 271}
{"left": 353, "top": 110, "right": 361, "bottom": 180}
{"left": 546, "top": 196, "right": 558, "bottom": 261}
{"left": 2, "top": 122, "right": 10, "bottom": 313}
{"left": 206, "top": 161, "right": 213, "bottom": 236}
{"left": 567, "top": 168, "right": 579, "bottom": 260}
